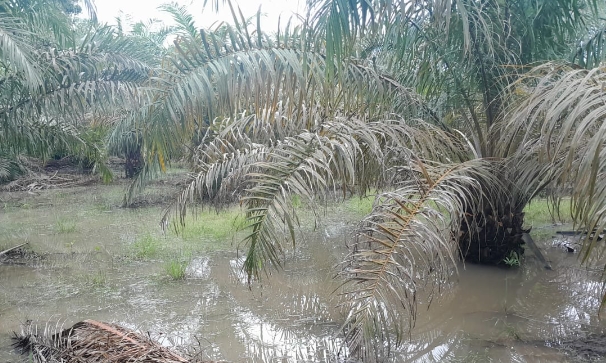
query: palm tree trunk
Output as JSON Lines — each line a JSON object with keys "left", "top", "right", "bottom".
{"left": 458, "top": 204, "right": 528, "bottom": 265}
{"left": 124, "top": 146, "right": 143, "bottom": 179}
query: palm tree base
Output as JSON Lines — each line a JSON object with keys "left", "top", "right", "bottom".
{"left": 124, "top": 149, "right": 143, "bottom": 179}
{"left": 459, "top": 208, "right": 529, "bottom": 265}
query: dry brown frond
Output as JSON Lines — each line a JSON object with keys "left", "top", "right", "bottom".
{"left": 12, "top": 319, "right": 215, "bottom": 363}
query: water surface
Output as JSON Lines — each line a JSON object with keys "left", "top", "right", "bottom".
{"left": 1, "top": 186, "right": 605, "bottom": 362}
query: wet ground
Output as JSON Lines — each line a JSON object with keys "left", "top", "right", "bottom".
{"left": 0, "top": 184, "right": 605, "bottom": 362}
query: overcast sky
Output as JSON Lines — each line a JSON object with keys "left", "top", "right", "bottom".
{"left": 94, "top": 0, "right": 304, "bottom": 31}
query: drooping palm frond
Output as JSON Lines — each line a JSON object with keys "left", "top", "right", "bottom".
{"left": 117, "top": 5, "right": 433, "bottom": 202}
{"left": 160, "top": 115, "right": 268, "bottom": 223}
{"left": 501, "top": 61, "right": 606, "bottom": 268}
{"left": 338, "top": 159, "right": 504, "bottom": 361}
{"left": 149, "top": 9, "right": 471, "bottom": 281}
{"left": 163, "top": 109, "right": 470, "bottom": 282}
{"left": 159, "top": 2, "right": 200, "bottom": 41}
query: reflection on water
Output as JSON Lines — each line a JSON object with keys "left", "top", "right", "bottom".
{"left": 234, "top": 306, "right": 345, "bottom": 362}
{"left": 1, "top": 218, "right": 606, "bottom": 362}
{"left": 187, "top": 257, "right": 211, "bottom": 279}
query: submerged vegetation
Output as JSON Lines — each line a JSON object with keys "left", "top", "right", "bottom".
{"left": 2, "top": 0, "right": 606, "bottom": 361}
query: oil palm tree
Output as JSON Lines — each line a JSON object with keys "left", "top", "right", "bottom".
{"left": 126, "top": 0, "right": 606, "bottom": 361}
{"left": 311, "top": 0, "right": 606, "bottom": 359}
{"left": 0, "top": 0, "right": 152, "bottom": 182}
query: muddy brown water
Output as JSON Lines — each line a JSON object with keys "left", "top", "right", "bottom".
{"left": 1, "top": 186, "right": 605, "bottom": 362}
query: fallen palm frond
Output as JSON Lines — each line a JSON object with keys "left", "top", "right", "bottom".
{"left": 0, "top": 242, "right": 28, "bottom": 257}
{"left": 12, "top": 319, "right": 199, "bottom": 363}
{"left": 0, "top": 172, "right": 98, "bottom": 192}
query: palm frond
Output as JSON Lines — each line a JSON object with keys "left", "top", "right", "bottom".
{"left": 120, "top": 15, "right": 430, "bottom": 201}
{"left": 0, "top": 153, "right": 22, "bottom": 181}
{"left": 14, "top": 320, "right": 188, "bottom": 363}
{"left": 159, "top": 2, "right": 199, "bottom": 41}
{"left": 338, "top": 159, "right": 503, "bottom": 361}
{"left": 0, "top": 13, "right": 42, "bottom": 90}
{"left": 502, "top": 61, "right": 606, "bottom": 268}
{"left": 81, "top": 0, "right": 98, "bottom": 23}
{"left": 0, "top": 24, "right": 152, "bottom": 183}
{"left": 573, "top": 23, "right": 606, "bottom": 68}
{"left": 159, "top": 115, "right": 267, "bottom": 219}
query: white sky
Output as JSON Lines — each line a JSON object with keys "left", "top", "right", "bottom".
{"left": 93, "top": 0, "right": 304, "bottom": 31}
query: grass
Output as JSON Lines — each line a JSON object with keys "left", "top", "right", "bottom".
{"left": 500, "top": 322, "right": 523, "bottom": 341}
{"left": 164, "top": 258, "right": 187, "bottom": 280}
{"left": 503, "top": 251, "right": 521, "bottom": 267}
{"left": 522, "top": 198, "right": 574, "bottom": 242}
{"left": 291, "top": 194, "right": 302, "bottom": 208}
{"left": 93, "top": 198, "right": 114, "bottom": 212}
{"left": 55, "top": 218, "right": 77, "bottom": 234}
{"left": 339, "top": 194, "right": 574, "bottom": 227}
{"left": 131, "top": 233, "right": 161, "bottom": 259}
{"left": 523, "top": 198, "right": 572, "bottom": 226}
{"left": 84, "top": 271, "right": 107, "bottom": 287}
{"left": 342, "top": 194, "right": 374, "bottom": 216}
{"left": 180, "top": 207, "right": 245, "bottom": 241}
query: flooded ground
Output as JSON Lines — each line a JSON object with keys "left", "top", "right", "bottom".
{"left": 1, "top": 182, "right": 605, "bottom": 362}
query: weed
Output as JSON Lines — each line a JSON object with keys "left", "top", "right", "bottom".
{"left": 85, "top": 271, "right": 107, "bottom": 287}
{"left": 503, "top": 251, "right": 520, "bottom": 267}
{"left": 64, "top": 240, "right": 75, "bottom": 252}
{"left": 132, "top": 233, "right": 161, "bottom": 259}
{"left": 165, "top": 258, "right": 187, "bottom": 280}
{"left": 55, "top": 219, "right": 76, "bottom": 233}
{"left": 93, "top": 200, "right": 113, "bottom": 212}
{"left": 2, "top": 202, "right": 15, "bottom": 212}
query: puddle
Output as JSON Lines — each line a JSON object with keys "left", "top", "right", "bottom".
{"left": 1, "top": 186, "right": 606, "bottom": 362}
{"left": 187, "top": 257, "right": 211, "bottom": 279}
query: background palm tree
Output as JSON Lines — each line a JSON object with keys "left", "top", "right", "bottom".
{"left": 0, "top": 0, "right": 152, "bottom": 182}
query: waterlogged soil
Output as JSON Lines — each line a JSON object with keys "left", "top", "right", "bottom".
{"left": 1, "top": 183, "right": 606, "bottom": 362}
